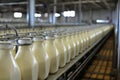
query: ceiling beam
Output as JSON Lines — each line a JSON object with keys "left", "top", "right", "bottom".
{"left": 50, "top": 0, "right": 102, "bottom": 6}
{"left": 0, "top": 1, "right": 43, "bottom": 7}
{"left": 90, "top": 2, "right": 101, "bottom": 8}
{"left": 103, "top": 0, "right": 110, "bottom": 9}
{"left": 0, "top": 2, "right": 27, "bottom": 6}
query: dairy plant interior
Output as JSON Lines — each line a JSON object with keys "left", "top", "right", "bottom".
{"left": 0, "top": 0, "right": 120, "bottom": 80}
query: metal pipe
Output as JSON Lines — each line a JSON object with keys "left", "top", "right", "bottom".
{"left": 5, "top": 24, "right": 18, "bottom": 37}
{"left": 78, "top": 0, "right": 82, "bottom": 23}
{"left": 117, "top": 0, "right": 120, "bottom": 79}
{"left": 74, "top": 4, "right": 77, "bottom": 24}
{"left": 90, "top": 1, "right": 101, "bottom": 8}
{"left": 89, "top": 8, "right": 93, "bottom": 24}
{"left": 62, "top": 4, "right": 65, "bottom": 24}
{"left": 27, "top": 0, "right": 35, "bottom": 27}
{"left": 47, "top": 5, "right": 51, "bottom": 23}
{"left": 0, "top": 1, "right": 43, "bottom": 7}
{"left": 52, "top": 0, "right": 57, "bottom": 24}
{"left": 103, "top": 0, "right": 110, "bottom": 10}
{"left": 0, "top": 0, "right": 102, "bottom": 6}
{"left": 0, "top": 2, "right": 27, "bottom": 6}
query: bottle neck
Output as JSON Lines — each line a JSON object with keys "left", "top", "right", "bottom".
{"left": 55, "top": 37, "right": 61, "bottom": 41}
{"left": 17, "top": 45, "right": 31, "bottom": 54}
{"left": 34, "top": 41, "right": 42, "bottom": 44}
{"left": 45, "top": 39, "right": 54, "bottom": 43}
{"left": 18, "top": 45, "right": 30, "bottom": 50}
{"left": 33, "top": 41, "right": 43, "bottom": 47}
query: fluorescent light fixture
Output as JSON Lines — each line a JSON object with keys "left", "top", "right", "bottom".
{"left": 62, "top": 11, "right": 68, "bottom": 17}
{"left": 96, "top": 20, "right": 109, "bottom": 23}
{"left": 62, "top": 10, "right": 75, "bottom": 17}
{"left": 55, "top": 13, "right": 60, "bottom": 17}
{"left": 35, "top": 13, "right": 41, "bottom": 17}
{"left": 44, "top": 13, "right": 48, "bottom": 17}
{"left": 14, "top": 12, "right": 22, "bottom": 18}
{"left": 70, "top": 11, "right": 75, "bottom": 17}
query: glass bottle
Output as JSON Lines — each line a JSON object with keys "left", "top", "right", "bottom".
{"left": 0, "top": 41, "right": 21, "bottom": 80}
{"left": 15, "top": 38, "right": 38, "bottom": 80}
{"left": 32, "top": 36, "right": 50, "bottom": 80}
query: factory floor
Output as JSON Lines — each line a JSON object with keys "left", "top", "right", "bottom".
{"left": 80, "top": 34, "right": 115, "bottom": 80}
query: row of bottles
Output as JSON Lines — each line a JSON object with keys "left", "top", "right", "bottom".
{"left": 0, "top": 25, "right": 113, "bottom": 80}
{"left": 0, "top": 25, "right": 112, "bottom": 36}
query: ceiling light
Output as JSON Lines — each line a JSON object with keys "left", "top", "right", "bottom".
{"left": 44, "top": 13, "right": 48, "bottom": 17}
{"left": 96, "top": 19, "right": 109, "bottom": 23}
{"left": 55, "top": 13, "right": 60, "bottom": 17}
{"left": 35, "top": 13, "right": 41, "bottom": 17}
{"left": 14, "top": 12, "right": 22, "bottom": 18}
{"left": 62, "top": 10, "right": 75, "bottom": 17}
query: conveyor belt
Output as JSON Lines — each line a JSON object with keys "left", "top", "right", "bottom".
{"left": 80, "top": 34, "right": 115, "bottom": 80}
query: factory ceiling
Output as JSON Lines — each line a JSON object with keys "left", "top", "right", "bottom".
{"left": 0, "top": 0, "right": 117, "bottom": 13}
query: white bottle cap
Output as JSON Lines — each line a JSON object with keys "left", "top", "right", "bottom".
{"left": 18, "top": 38, "right": 32, "bottom": 45}
{"left": 33, "top": 36, "right": 44, "bottom": 41}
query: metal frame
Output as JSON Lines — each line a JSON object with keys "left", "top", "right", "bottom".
{"left": 78, "top": 0, "right": 82, "bottom": 23}
{"left": 52, "top": 0, "right": 57, "bottom": 24}
{"left": 117, "top": 0, "right": 120, "bottom": 80}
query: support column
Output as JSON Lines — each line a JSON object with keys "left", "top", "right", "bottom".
{"left": 53, "top": 0, "right": 57, "bottom": 24}
{"left": 47, "top": 5, "right": 51, "bottom": 23}
{"left": 62, "top": 4, "right": 65, "bottom": 24}
{"left": 89, "top": 8, "right": 93, "bottom": 24}
{"left": 27, "top": 0, "right": 35, "bottom": 27}
{"left": 74, "top": 4, "right": 77, "bottom": 24}
{"left": 78, "top": 0, "right": 82, "bottom": 23}
{"left": 115, "top": 0, "right": 120, "bottom": 79}
{"left": 117, "top": 0, "right": 120, "bottom": 79}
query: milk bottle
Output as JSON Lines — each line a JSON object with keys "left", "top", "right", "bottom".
{"left": 32, "top": 36, "right": 50, "bottom": 79}
{"left": 0, "top": 41, "right": 21, "bottom": 80}
{"left": 44, "top": 32, "right": 59, "bottom": 73}
{"left": 54, "top": 33, "right": 67, "bottom": 68}
{"left": 15, "top": 38, "right": 38, "bottom": 80}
